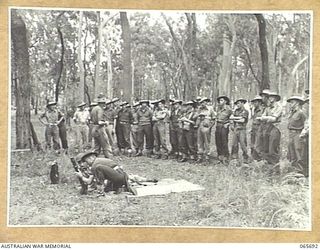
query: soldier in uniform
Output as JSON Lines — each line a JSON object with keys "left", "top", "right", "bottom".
{"left": 196, "top": 97, "right": 216, "bottom": 163}
{"left": 300, "top": 96, "right": 309, "bottom": 177}
{"left": 75, "top": 151, "right": 136, "bottom": 195}
{"left": 131, "top": 102, "right": 142, "bottom": 156}
{"left": 179, "top": 101, "right": 198, "bottom": 162}
{"left": 39, "top": 101, "right": 64, "bottom": 151}
{"left": 152, "top": 99, "right": 169, "bottom": 159}
{"left": 169, "top": 100, "right": 183, "bottom": 159}
{"left": 117, "top": 101, "right": 133, "bottom": 155}
{"left": 215, "top": 95, "right": 232, "bottom": 164}
{"left": 250, "top": 95, "right": 264, "bottom": 161}
{"left": 90, "top": 97, "right": 112, "bottom": 158}
{"left": 256, "top": 91, "right": 282, "bottom": 165}
{"left": 88, "top": 101, "right": 98, "bottom": 148}
{"left": 73, "top": 102, "right": 90, "bottom": 151}
{"left": 286, "top": 95, "right": 306, "bottom": 171}
{"left": 137, "top": 100, "right": 153, "bottom": 156}
{"left": 230, "top": 98, "right": 249, "bottom": 163}
{"left": 103, "top": 99, "right": 118, "bottom": 154}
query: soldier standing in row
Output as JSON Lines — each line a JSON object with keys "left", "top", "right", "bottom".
{"left": 230, "top": 98, "right": 249, "bottom": 163}
{"left": 73, "top": 102, "right": 90, "bottom": 151}
{"left": 137, "top": 100, "right": 153, "bottom": 157}
{"left": 169, "top": 100, "right": 183, "bottom": 159}
{"left": 300, "top": 93, "right": 309, "bottom": 177}
{"left": 116, "top": 102, "right": 133, "bottom": 155}
{"left": 286, "top": 95, "right": 306, "bottom": 172}
{"left": 131, "top": 102, "right": 142, "bottom": 155}
{"left": 196, "top": 98, "right": 216, "bottom": 163}
{"left": 88, "top": 101, "right": 98, "bottom": 148}
{"left": 257, "top": 92, "right": 282, "bottom": 165}
{"left": 152, "top": 99, "right": 169, "bottom": 159}
{"left": 215, "top": 95, "right": 232, "bottom": 164}
{"left": 250, "top": 96, "right": 264, "bottom": 161}
{"left": 179, "top": 101, "right": 198, "bottom": 162}
{"left": 90, "top": 97, "right": 111, "bottom": 158}
{"left": 39, "top": 101, "right": 64, "bottom": 151}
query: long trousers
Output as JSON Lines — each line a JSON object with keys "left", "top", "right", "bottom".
{"left": 105, "top": 123, "right": 118, "bottom": 151}
{"left": 300, "top": 135, "right": 309, "bottom": 177}
{"left": 92, "top": 125, "right": 112, "bottom": 157}
{"left": 138, "top": 124, "right": 153, "bottom": 151}
{"left": 250, "top": 125, "right": 260, "bottom": 160}
{"left": 215, "top": 124, "right": 229, "bottom": 158}
{"left": 231, "top": 128, "right": 249, "bottom": 160}
{"left": 117, "top": 123, "right": 131, "bottom": 150}
{"left": 169, "top": 123, "right": 180, "bottom": 154}
{"left": 153, "top": 121, "right": 168, "bottom": 155}
{"left": 287, "top": 130, "right": 303, "bottom": 163}
{"left": 58, "top": 122, "right": 68, "bottom": 149}
{"left": 75, "top": 124, "right": 89, "bottom": 149}
{"left": 180, "top": 129, "right": 196, "bottom": 158}
{"left": 197, "top": 127, "right": 212, "bottom": 157}
{"left": 45, "top": 125, "right": 60, "bottom": 150}
{"left": 131, "top": 125, "right": 143, "bottom": 151}
{"left": 262, "top": 124, "right": 281, "bottom": 164}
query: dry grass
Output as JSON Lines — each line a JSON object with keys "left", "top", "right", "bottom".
{"left": 8, "top": 114, "right": 310, "bottom": 228}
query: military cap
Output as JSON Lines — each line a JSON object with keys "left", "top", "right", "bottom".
{"left": 154, "top": 99, "right": 165, "bottom": 104}
{"left": 81, "top": 151, "right": 98, "bottom": 161}
{"left": 120, "top": 101, "right": 129, "bottom": 106}
{"left": 105, "top": 99, "right": 113, "bottom": 105}
{"left": 77, "top": 102, "right": 86, "bottom": 108}
{"left": 169, "top": 98, "right": 175, "bottom": 103}
{"left": 186, "top": 101, "right": 195, "bottom": 105}
{"left": 89, "top": 102, "right": 98, "bottom": 107}
{"left": 75, "top": 153, "right": 84, "bottom": 163}
{"left": 251, "top": 96, "right": 263, "bottom": 102}
{"left": 268, "top": 91, "right": 281, "bottom": 101}
{"left": 133, "top": 102, "right": 140, "bottom": 107}
{"left": 234, "top": 98, "right": 247, "bottom": 104}
{"left": 196, "top": 96, "right": 202, "bottom": 102}
{"left": 199, "top": 97, "right": 211, "bottom": 103}
{"left": 97, "top": 97, "right": 107, "bottom": 103}
{"left": 217, "top": 95, "right": 230, "bottom": 105}
{"left": 259, "top": 89, "right": 272, "bottom": 96}
{"left": 111, "top": 97, "right": 120, "bottom": 103}
{"left": 173, "top": 99, "right": 183, "bottom": 104}
{"left": 287, "top": 95, "right": 305, "bottom": 104}
{"left": 139, "top": 100, "right": 150, "bottom": 105}
{"left": 46, "top": 101, "right": 57, "bottom": 107}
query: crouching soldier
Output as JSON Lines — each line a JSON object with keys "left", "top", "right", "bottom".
{"left": 230, "top": 98, "right": 249, "bottom": 163}
{"left": 75, "top": 151, "right": 136, "bottom": 195}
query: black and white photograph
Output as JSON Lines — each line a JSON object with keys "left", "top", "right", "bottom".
{"left": 9, "top": 7, "right": 312, "bottom": 229}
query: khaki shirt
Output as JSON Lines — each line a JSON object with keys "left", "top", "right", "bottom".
{"left": 153, "top": 108, "right": 169, "bottom": 122}
{"left": 233, "top": 108, "right": 249, "bottom": 129}
{"left": 73, "top": 109, "right": 90, "bottom": 124}
{"left": 288, "top": 109, "right": 306, "bottom": 130}
{"left": 263, "top": 102, "right": 282, "bottom": 123}
{"left": 40, "top": 108, "right": 63, "bottom": 124}
{"left": 137, "top": 108, "right": 153, "bottom": 125}
{"left": 90, "top": 106, "right": 104, "bottom": 125}
{"left": 216, "top": 106, "right": 232, "bottom": 124}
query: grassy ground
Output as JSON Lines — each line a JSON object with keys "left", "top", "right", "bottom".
{"left": 8, "top": 113, "right": 310, "bottom": 228}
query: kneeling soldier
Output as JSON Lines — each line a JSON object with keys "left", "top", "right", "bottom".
{"left": 75, "top": 151, "right": 136, "bottom": 195}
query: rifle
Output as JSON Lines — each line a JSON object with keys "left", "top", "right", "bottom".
{"left": 70, "top": 157, "right": 88, "bottom": 195}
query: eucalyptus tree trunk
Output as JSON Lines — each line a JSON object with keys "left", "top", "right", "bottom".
{"left": 11, "top": 10, "right": 31, "bottom": 149}
{"left": 77, "top": 11, "right": 85, "bottom": 102}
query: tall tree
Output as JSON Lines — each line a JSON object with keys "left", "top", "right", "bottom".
{"left": 77, "top": 11, "right": 85, "bottom": 102}
{"left": 11, "top": 10, "right": 31, "bottom": 149}
{"left": 120, "top": 12, "right": 132, "bottom": 102}
{"left": 255, "top": 14, "right": 270, "bottom": 91}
